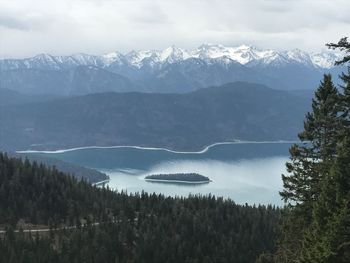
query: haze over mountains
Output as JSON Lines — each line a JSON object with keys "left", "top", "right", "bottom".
{"left": 0, "top": 82, "right": 309, "bottom": 151}
{"left": 0, "top": 44, "right": 343, "bottom": 95}
{"left": 0, "top": 44, "right": 334, "bottom": 152}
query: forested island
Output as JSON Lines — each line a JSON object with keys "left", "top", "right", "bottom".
{"left": 145, "top": 173, "right": 211, "bottom": 184}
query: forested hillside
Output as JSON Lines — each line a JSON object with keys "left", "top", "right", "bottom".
{"left": 16, "top": 153, "right": 108, "bottom": 183}
{"left": 0, "top": 153, "right": 280, "bottom": 263}
{"left": 0, "top": 82, "right": 309, "bottom": 151}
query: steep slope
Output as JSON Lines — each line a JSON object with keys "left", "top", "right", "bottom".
{"left": 0, "top": 82, "right": 309, "bottom": 151}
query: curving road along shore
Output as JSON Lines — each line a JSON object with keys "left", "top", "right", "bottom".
{"left": 16, "top": 140, "right": 297, "bottom": 155}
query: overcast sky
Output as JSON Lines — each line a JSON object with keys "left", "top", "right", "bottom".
{"left": 0, "top": 0, "right": 349, "bottom": 58}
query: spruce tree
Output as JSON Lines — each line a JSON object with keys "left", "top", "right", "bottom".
{"left": 281, "top": 74, "right": 340, "bottom": 203}
{"left": 277, "top": 75, "right": 341, "bottom": 262}
{"left": 299, "top": 129, "right": 350, "bottom": 262}
{"left": 281, "top": 74, "right": 340, "bottom": 202}
{"left": 299, "top": 37, "right": 350, "bottom": 263}
{"left": 275, "top": 37, "right": 350, "bottom": 262}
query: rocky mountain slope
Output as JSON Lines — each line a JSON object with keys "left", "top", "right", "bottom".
{"left": 0, "top": 44, "right": 344, "bottom": 95}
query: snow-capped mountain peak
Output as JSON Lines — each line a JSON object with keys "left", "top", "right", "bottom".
{"left": 194, "top": 43, "right": 230, "bottom": 59}
{"left": 22, "top": 53, "right": 60, "bottom": 70}
{"left": 190, "top": 44, "right": 283, "bottom": 65}
{"left": 124, "top": 50, "right": 155, "bottom": 68}
{"left": 101, "top": 51, "right": 124, "bottom": 66}
{"left": 310, "top": 52, "right": 342, "bottom": 68}
{"left": 281, "top": 49, "right": 313, "bottom": 66}
{"left": 32, "top": 53, "right": 54, "bottom": 60}
{"left": 160, "top": 46, "right": 190, "bottom": 63}
{"left": 0, "top": 44, "right": 341, "bottom": 71}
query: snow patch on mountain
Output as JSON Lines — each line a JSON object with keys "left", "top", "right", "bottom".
{"left": 160, "top": 46, "right": 191, "bottom": 63}
{"left": 310, "top": 52, "right": 342, "bottom": 68}
{"left": 0, "top": 44, "right": 341, "bottom": 71}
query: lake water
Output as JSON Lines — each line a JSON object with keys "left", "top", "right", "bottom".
{"left": 24, "top": 142, "right": 293, "bottom": 205}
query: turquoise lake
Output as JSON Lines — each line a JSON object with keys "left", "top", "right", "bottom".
{"left": 25, "top": 142, "right": 293, "bottom": 205}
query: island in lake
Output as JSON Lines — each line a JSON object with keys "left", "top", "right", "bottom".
{"left": 145, "top": 173, "right": 211, "bottom": 184}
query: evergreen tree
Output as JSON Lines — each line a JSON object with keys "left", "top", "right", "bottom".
{"left": 299, "top": 37, "right": 350, "bottom": 263}
{"left": 281, "top": 74, "right": 340, "bottom": 207}
{"left": 277, "top": 74, "right": 341, "bottom": 261}
{"left": 275, "top": 37, "right": 350, "bottom": 262}
{"left": 0, "top": 152, "right": 280, "bottom": 263}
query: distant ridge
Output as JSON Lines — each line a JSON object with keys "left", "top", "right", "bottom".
{"left": 0, "top": 44, "right": 342, "bottom": 69}
{"left": 0, "top": 44, "right": 344, "bottom": 95}
{"left": 0, "top": 82, "right": 309, "bottom": 151}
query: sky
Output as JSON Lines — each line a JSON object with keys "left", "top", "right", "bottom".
{"left": 0, "top": 0, "right": 349, "bottom": 58}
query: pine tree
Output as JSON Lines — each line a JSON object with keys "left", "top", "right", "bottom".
{"left": 281, "top": 74, "right": 340, "bottom": 205}
{"left": 275, "top": 37, "right": 350, "bottom": 262}
{"left": 276, "top": 74, "right": 341, "bottom": 261}
{"left": 298, "top": 37, "right": 350, "bottom": 263}
{"left": 298, "top": 130, "right": 350, "bottom": 262}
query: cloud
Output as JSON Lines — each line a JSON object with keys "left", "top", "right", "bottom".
{"left": 0, "top": 15, "right": 29, "bottom": 30}
{"left": 0, "top": 4, "right": 55, "bottom": 32}
{"left": 0, "top": 0, "right": 349, "bottom": 58}
{"left": 129, "top": 3, "right": 169, "bottom": 25}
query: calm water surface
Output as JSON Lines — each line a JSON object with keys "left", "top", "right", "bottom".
{"left": 27, "top": 142, "right": 292, "bottom": 205}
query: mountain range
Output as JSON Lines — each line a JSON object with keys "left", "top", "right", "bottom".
{"left": 0, "top": 82, "right": 309, "bottom": 151}
{"left": 0, "top": 44, "right": 344, "bottom": 95}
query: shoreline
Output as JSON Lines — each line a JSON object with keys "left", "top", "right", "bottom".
{"left": 92, "top": 179, "right": 110, "bottom": 186}
{"left": 16, "top": 140, "right": 297, "bottom": 155}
